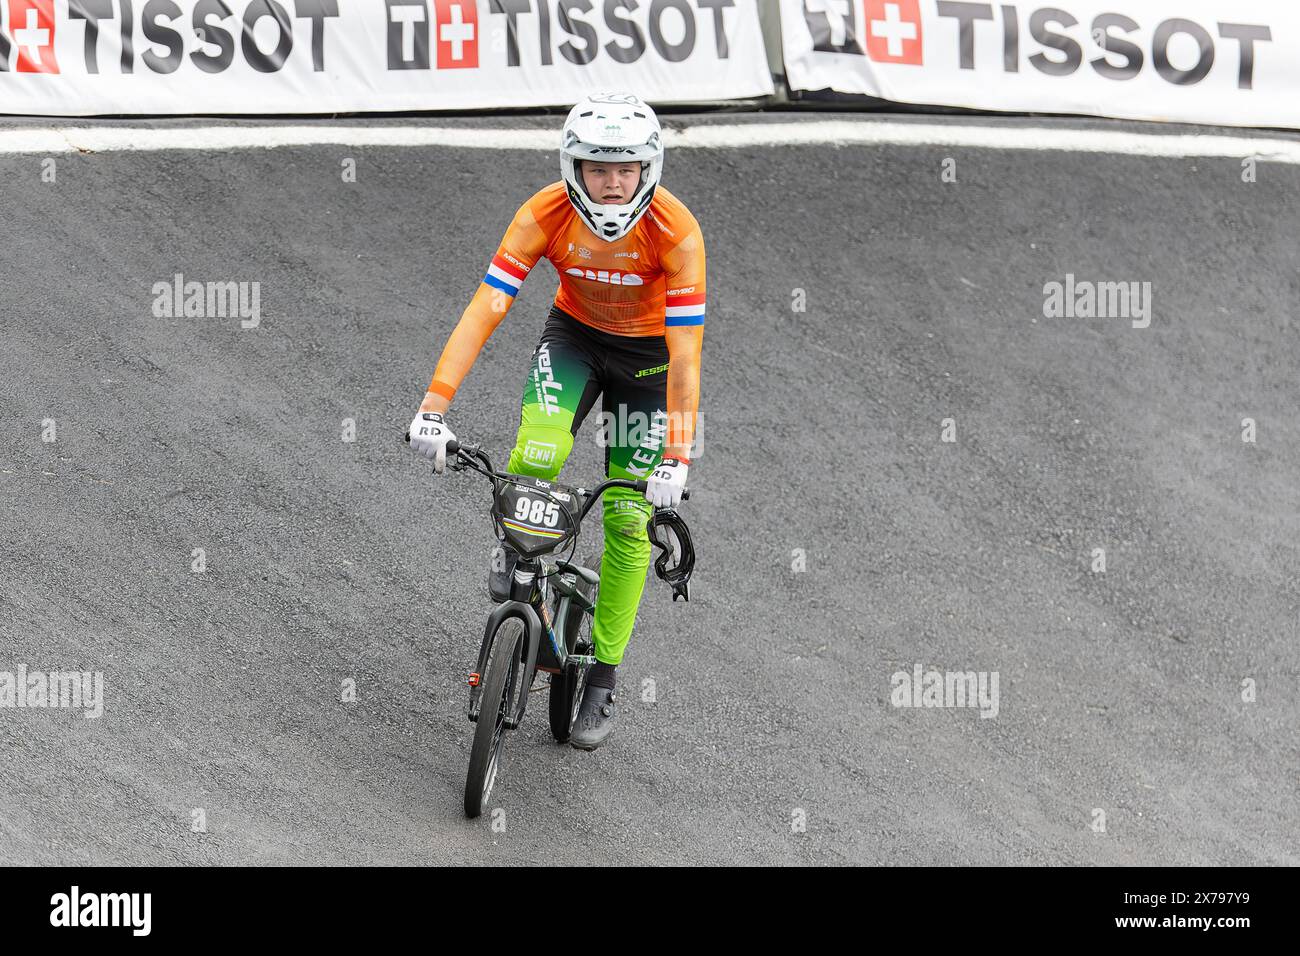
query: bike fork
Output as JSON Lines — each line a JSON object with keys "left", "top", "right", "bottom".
{"left": 468, "top": 600, "right": 544, "bottom": 726}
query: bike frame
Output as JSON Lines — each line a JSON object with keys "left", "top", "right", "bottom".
{"left": 450, "top": 442, "right": 630, "bottom": 730}
{"left": 466, "top": 556, "right": 598, "bottom": 728}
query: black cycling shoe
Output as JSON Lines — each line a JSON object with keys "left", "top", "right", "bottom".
{"left": 488, "top": 544, "right": 519, "bottom": 603}
{"left": 569, "top": 683, "right": 617, "bottom": 751}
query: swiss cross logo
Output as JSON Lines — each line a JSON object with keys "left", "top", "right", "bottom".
{"left": 435, "top": 0, "right": 477, "bottom": 69}
{"left": 8, "top": 0, "right": 59, "bottom": 73}
{"left": 863, "top": 0, "right": 922, "bottom": 65}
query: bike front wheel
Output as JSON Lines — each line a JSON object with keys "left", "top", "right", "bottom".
{"left": 464, "top": 616, "right": 525, "bottom": 818}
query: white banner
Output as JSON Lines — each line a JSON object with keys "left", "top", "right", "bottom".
{"left": 0, "top": 0, "right": 772, "bottom": 115}
{"left": 781, "top": 0, "right": 1300, "bottom": 129}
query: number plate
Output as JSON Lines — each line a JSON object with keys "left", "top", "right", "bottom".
{"left": 493, "top": 475, "right": 579, "bottom": 558}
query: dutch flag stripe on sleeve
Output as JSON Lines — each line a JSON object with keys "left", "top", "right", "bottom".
{"left": 483, "top": 254, "right": 529, "bottom": 297}
{"left": 664, "top": 290, "right": 705, "bottom": 326}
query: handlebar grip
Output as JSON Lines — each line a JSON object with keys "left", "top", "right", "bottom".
{"left": 405, "top": 432, "right": 460, "bottom": 459}
{"left": 627, "top": 481, "right": 690, "bottom": 500}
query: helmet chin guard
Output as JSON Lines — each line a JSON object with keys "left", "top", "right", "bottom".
{"left": 560, "top": 92, "right": 664, "bottom": 243}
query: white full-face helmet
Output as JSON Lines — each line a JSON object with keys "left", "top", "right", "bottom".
{"left": 560, "top": 92, "right": 663, "bottom": 243}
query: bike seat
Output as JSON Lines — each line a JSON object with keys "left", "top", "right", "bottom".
{"left": 556, "top": 560, "right": 599, "bottom": 589}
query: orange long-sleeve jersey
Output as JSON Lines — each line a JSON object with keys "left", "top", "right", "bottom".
{"left": 427, "top": 182, "right": 705, "bottom": 451}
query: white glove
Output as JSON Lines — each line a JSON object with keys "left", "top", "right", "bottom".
{"left": 408, "top": 411, "right": 457, "bottom": 473}
{"left": 646, "top": 457, "right": 688, "bottom": 508}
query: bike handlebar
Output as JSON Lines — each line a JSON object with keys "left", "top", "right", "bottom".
{"left": 405, "top": 434, "right": 688, "bottom": 504}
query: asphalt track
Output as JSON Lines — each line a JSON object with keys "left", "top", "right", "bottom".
{"left": 1, "top": 114, "right": 1297, "bottom": 865}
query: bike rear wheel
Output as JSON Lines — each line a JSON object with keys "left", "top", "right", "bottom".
{"left": 548, "top": 657, "right": 590, "bottom": 744}
{"left": 548, "top": 578, "right": 597, "bottom": 744}
{"left": 464, "top": 616, "right": 525, "bottom": 818}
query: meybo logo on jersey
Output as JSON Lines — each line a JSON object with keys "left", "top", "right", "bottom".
{"left": 564, "top": 268, "right": 644, "bottom": 286}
